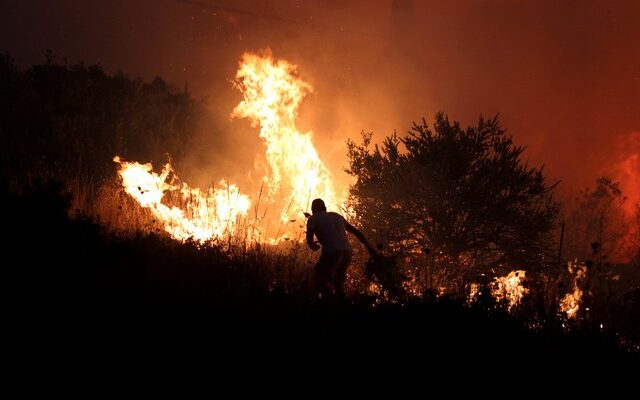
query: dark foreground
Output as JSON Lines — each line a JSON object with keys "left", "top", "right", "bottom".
{"left": 4, "top": 182, "right": 639, "bottom": 379}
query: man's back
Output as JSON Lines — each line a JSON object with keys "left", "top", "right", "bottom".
{"left": 306, "top": 211, "right": 351, "bottom": 254}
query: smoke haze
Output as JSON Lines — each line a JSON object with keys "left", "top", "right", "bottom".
{"left": 2, "top": 0, "right": 638, "bottom": 205}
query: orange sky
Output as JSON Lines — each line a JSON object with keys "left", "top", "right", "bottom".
{"left": 1, "top": 0, "right": 638, "bottom": 202}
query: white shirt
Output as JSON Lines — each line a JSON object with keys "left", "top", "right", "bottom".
{"left": 306, "top": 211, "right": 351, "bottom": 254}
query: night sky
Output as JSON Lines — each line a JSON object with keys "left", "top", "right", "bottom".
{"left": 1, "top": 0, "right": 638, "bottom": 201}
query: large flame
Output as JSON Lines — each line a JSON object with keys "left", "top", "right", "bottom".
{"left": 113, "top": 156, "right": 250, "bottom": 242}
{"left": 113, "top": 50, "right": 341, "bottom": 243}
{"left": 231, "top": 50, "right": 339, "bottom": 223}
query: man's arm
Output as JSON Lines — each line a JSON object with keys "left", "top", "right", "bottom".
{"left": 345, "top": 222, "right": 376, "bottom": 255}
{"left": 306, "top": 219, "right": 320, "bottom": 251}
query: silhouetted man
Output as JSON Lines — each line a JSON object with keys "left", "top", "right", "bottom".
{"left": 306, "top": 198, "right": 376, "bottom": 297}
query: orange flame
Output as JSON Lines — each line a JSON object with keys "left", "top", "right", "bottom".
{"left": 559, "top": 261, "right": 586, "bottom": 319}
{"left": 231, "top": 49, "right": 340, "bottom": 224}
{"left": 113, "top": 50, "right": 342, "bottom": 243}
{"left": 113, "top": 156, "right": 250, "bottom": 242}
{"left": 467, "top": 282, "right": 481, "bottom": 304}
{"left": 490, "top": 270, "right": 528, "bottom": 310}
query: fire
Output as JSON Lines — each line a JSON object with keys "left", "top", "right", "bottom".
{"left": 468, "top": 282, "right": 481, "bottom": 304}
{"left": 559, "top": 261, "right": 587, "bottom": 319}
{"left": 490, "top": 270, "right": 528, "bottom": 310}
{"left": 231, "top": 50, "right": 340, "bottom": 224}
{"left": 113, "top": 50, "right": 341, "bottom": 243}
{"left": 113, "top": 156, "right": 250, "bottom": 242}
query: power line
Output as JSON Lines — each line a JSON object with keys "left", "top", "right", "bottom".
{"left": 175, "top": 0, "right": 389, "bottom": 40}
{"left": 177, "top": 0, "right": 286, "bottom": 21}
{"left": 175, "top": 0, "right": 528, "bottom": 58}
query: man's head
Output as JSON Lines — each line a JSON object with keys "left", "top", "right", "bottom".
{"left": 311, "top": 198, "right": 326, "bottom": 214}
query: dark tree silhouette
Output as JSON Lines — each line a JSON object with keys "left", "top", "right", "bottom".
{"left": 563, "top": 177, "right": 633, "bottom": 263}
{"left": 0, "top": 52, "right": 200, "bottom": 182}
{"left": 346, "top": 112, "right": 559, "bottom": 272}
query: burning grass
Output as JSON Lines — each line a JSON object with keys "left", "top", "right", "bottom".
{"left": 111, "top": 50, "right": 347, "bottom": 245}
{"left": 4, "top": 180, "right": 639, "bottom": 367}
{"left": 2, "top": 52, "right": 638, "bottom": 368}
{"left": 35, "top": 172, "right": 640, "bottom": 345}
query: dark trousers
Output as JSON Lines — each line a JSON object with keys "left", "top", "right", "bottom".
{"left": 315, "top": 250, "right": 352, "bottom": 297}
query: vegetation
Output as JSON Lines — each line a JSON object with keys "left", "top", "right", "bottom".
{"left": 563, "top": 176, "right": 638, "bottom": 262}
{"left": 1, "top": 54, "right": 638, "bottom": 366}
{"left": 4, "top": 180, "right": 636, "bottom": 368}
{"left": 346, "top": 113, "right": 559, "bottom": 273}
{"left": 0, "top": 52, "right": 198, "bottom": 182}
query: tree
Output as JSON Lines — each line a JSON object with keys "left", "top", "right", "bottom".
{"left": 346, "top": 112, "right": 559, "bottom": 273}
{"left": 563, "top": 177, "right": 634, "bottom": 263}
{"left": 0, "top": 53, "right": 200, "bottom": 181}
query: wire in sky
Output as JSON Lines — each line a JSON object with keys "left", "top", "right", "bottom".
{"left": 175, "top": 0, "right": 389, "bottom": 40}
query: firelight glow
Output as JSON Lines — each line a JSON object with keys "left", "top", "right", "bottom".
{"left": 114, "top": 50, "right": 342, "bottom": 243}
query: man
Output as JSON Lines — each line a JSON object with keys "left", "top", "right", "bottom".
{"left": 306, "top": 198, "right": 376, "bottom": 297}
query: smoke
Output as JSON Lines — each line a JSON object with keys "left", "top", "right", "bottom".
{"left": 611, "top": 132, "right": 640, "bottom": 218}
{"left": 1, "top": 0, "right": 638, "bottom": 229}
